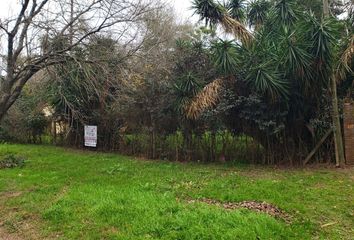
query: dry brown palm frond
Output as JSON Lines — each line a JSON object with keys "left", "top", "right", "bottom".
{"left": 185, "top": 78, "right": 224, "bottom": 120}
{"left": 336, "top": 35, "right": 354, "bottom": 82}
{"left": 221, "top": 15, "right": 253, "bottom": 45}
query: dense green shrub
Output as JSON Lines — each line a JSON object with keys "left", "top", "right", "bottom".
{"left": 0, "top": 127, "right": 12, "bottom": 142}
{"left": 25, "top": 113, "right": 48, "bottom": 143}
{"left": 0, "top": 154, "right": 26, "bottom": 169}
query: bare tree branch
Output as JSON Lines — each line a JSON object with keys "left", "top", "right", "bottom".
{"left": 0, "top": 0, "right": 158, "bottom": 120}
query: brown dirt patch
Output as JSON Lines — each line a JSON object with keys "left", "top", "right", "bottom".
{"left": 0, "top": 226, "right": 23, "bottom": 240}
{"left": 186, "top": 198, "right": 291, "bottom": 222}
{"left": 0, "top": 213, "right": 50, "bottom": 240}
{"left": 0, "top": 187, "right": 67, "bottom": 240}
{"left": 0, "top": 191, "right": 23, "bottom": 199}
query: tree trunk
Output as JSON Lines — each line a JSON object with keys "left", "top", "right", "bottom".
{"left": 0, "top": 88, "right": 19, "bottom": 120}
{"left": 323, "top": 0, "right": 346, "bottom": 167}
{"left": 211, "top": 130, "right": 216, "bottom": 162}
{"left": 323, "top": 0, "right": 330, "bottom": 16}
{"left": 331, "top": 74, "right": 346, "bottom": 166}
{"left": 152, "top": 128, "right": 156, "bottom": 159}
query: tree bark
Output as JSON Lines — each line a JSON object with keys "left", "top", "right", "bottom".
{"left": 323, "top": 0, "right": 330, "bottom": 16}
{"left": 323, "top": 0, "right": 346, "bottom": 167}
{"left": 331, "top": 74, "right": 346, "bottom": 166}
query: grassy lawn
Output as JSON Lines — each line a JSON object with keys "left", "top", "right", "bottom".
{"left": 0, "top": 144, "right": 353, "bottom": 239}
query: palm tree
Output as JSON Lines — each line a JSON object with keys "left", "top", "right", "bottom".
{"left": 188, "top": 0, "right": 353, "bottom": 165}
{"left": 322, "top": 0, "right": 351, "bottom": 167}
{"left": 187, "top": 0, "right": 296, "bottom": 119}
{"left": 192, "top": 0, "right": 252, "bottom": 44}
{"left": 227, "top": 0, "right": 247, "bottom": 23}
{"left": 188, "top": 0, "right": 252, "bottom": 119}
{"left": 184, "top": 39, "right": 238, "bottom": 119}
{"left": 247, "top": 0, "right": 272, "bottom": 30}
{"left": 174, "top": 72, "right": 201, "bottom": 115}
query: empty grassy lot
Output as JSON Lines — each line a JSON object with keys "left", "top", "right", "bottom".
{"left": 0, "top": 144, "right": 353, "bottom": 239}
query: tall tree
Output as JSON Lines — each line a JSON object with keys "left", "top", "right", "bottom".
{"left": 189, "top": 0, "right": 353, "bottom": 164}
{"left": 0, "top": 0, "right": 154, "bottom": 120}
{"left": 323, "top": 0, "right": 346, "bottom": 167}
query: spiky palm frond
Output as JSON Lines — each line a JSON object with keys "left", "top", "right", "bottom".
{"left": 280, "top": 29, "right": 313, "bottom": 91}
{"left": 192, "top": 0, "right": 252, "bottom": 45}
{"left": 174, "top": 72, "right": 201, "bottom": 97}
{"left": 221, "top": 15, "right": 253, "bottom": 44}
{"left": 192, "top": 40, "right": 204, "bottom": 53}
{"left": 191, "top": 0, "right": 226, "bottom": 27}
{"left": 273, "top": 0, "right": 299, "bottom": 27}
{"left": 246, "top": 63, "right": 289, "bottom": 101}
{"left": 185, "top": 78, "right": 223, "bottom": 119}
{"left": 234, "top": 34, "right": 290, "bottom": 102}
{"left": 336, "top": 35, "right": 354, "bottom": 81}
{"left": 175, "top": 39, "right": 192, "bottom": 49}
{"left": 247, "top": 0, "right": 271, "bottom": 29}
{"left": 227, "top": 0, "right": 247, "bottom": 23}
{"left": 211, "top": 39, "right": 239, "bottom": 75}
{"left": 304, "top": 15, "right": 342, "bottom": 83}
{"left": 174, "top": 72, "right": 201, "bottom": 113}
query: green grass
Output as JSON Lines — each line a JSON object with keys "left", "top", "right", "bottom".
{"left": 0, "top": 144, "right": 353, "bottom": 239}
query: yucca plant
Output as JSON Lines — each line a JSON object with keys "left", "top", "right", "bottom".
{"left": 187, "top": 0, "right": 353, "bottom": 165}
{"left": 272, "top": 0, "right": 299, "bottom": 27}
{"left": 278, "top": 28, "right": 314, "bottom": 95}
{"left": 192, "top": 0, "right": 226, "bottom": 27}
{"left": 192, "top": 0, "right": 253, "bottom": 44}
{"left": 211, "top": 39, "right": 240, "bottom": 75}
{"left": 247, "top": 0, "right": 272, "bottom": 30}
{"left": 305, "top": 15, "right": 342, "bottom": 83}
{"left": 246, "top": 63, "right": 289, "bottom": 101}
{"left": 174, "top": 72, "right": 201, "bottom": 115}
{"left": 185, "top": 78, "right": 223, "bottom": 119}
{"left": 336, "top": 35, "right": 354, "bottom": 80}
{"left": 185, "top": 39, "right": 240, "bottom": 119}
{"left": 227, "top": 0, "right": 247, "bottom": 23}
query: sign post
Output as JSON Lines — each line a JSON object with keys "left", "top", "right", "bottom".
{"left": 84, "top": 125, "right": 97, "bottom": 148}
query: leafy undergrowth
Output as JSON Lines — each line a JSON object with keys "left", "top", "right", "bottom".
{"left": 0, "top": 154, "right": 25, "bottom": 169}
{"left": 0, "top": 144, "right": 353, "bottom": 239}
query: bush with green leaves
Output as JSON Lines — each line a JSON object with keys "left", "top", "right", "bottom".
{"left": 0, "top": 127, "right": 12, "bottom": 142}
{"left": 0, "top": 154, "right": 26, "bottom": 169}
{"left": 187, "top": 0, "right": 353, "bottom": 164}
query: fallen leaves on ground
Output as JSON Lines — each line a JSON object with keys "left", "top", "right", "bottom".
{"left": 185, "top": 198, "right": 291, "bottom": 223}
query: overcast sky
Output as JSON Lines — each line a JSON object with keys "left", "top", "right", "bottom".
{"left": 0, "top": 0, "right": 198, "bottom": 23}
{"left": 0, "top": 0, "right": 20, "bottom": 17}
{"left": 171, "top": 0, "right": 198, "bottom": 23}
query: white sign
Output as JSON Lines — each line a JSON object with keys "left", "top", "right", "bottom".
{"left": 84, "top": 125, "right": 97, "bottom": 147}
